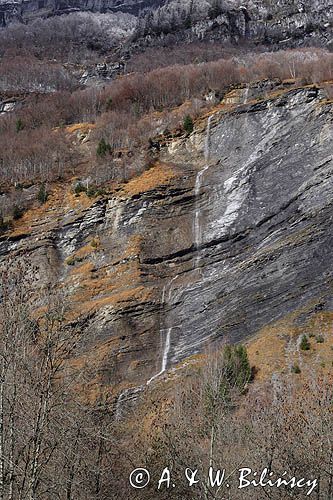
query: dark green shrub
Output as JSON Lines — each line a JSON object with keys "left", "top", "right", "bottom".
{"left": 106, "top": 97, "right": 113, "bottom": 110}
{"left": 204, "top": 344, "right": 251, "bottom": 416}
{"left": 184, "top": 15, "right": 192, "bottom": 29}
{"left": 0, "top": 216, "right": 12, "bottom": 233}
{"left": 13, "top": 205, "right": 24, "bottom": 220}
{"left": 86, "top": 185, "right": 97, "bottom": 198}
{"left": 74, "top": 182, "right": 87, "bottom": 195}
{"left": 224, "top": 344, "right": 252, "bottom": 388}
{"left": 291, "top": 364, "right": 301, "bottom": 374}
{"left": 208, "top": 0, "right": 222, "bottom": 19}
{"left": 300, "top": 335, "right": 311, "bottom": 351}
{"left": 96, "top": 138, "right": 112, "bottom": 157}
{"left": 316, "top": 335, "right": 325, "bottom": 344}
{"left": 15, "top": 118, "right": 24, "bottom": 133}
{"left": 37, "top": 183, "right": 48, "bottom": 204}
{"left": 183, "top": 115, "right": 194, "bottom": 134}
{"left": 86, "top": 185, "right": 105, "bottom": 198}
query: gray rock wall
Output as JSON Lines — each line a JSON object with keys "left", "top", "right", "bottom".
{"left": 1, "top": 0, "right": 332, "bottom": 49}
{"left": 0, "top": 85, "right": 332, "bottom": 402}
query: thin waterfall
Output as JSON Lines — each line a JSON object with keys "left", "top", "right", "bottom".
{"left": 244, "top": 84, "right": 250, "bottom": 104}
{"left": 115, "top": 276, "right": 178, "bottom": 414}
{"left": 204, "top": 114, "right": 212, "bottom": 161}
{"left": 194, "top": 115, "right": 213, "bottom": 262}
{"left": 147, "top": 116, "right": 213, "bottom": 385}
{"left": 160, "top": 328, "right": 172, "bottom": 373}
{"left": 146, "top": 275, "right": 179, "bottom": 385}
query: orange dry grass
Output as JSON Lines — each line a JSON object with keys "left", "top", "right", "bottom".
{"left": 9, "top": 183, "right": 66, "bottom": 236}
{"left": 121, "top": 163, "right": 176, "bottom": 197}
{"left": 66, "top": 233, "right": 148, "bottom": 320}
{"left": 70, "top": 261, "right": 94, "bottom": 276}
{"left": 70, "top": 241, "right": 99, "bottom": 261}
{"left": 10, "top": 182, "right": 96, "bottom": 237}
{"left": 66, "top": 123, "right": 96, "bottom": 134}
{"left": 65, "top": 188, "right": 97, "bottom": 210}
{"left": 75, "top": 285, "right": 151, "bottom": 314}
{"left": 247, "top": 308, "right": 333, "bottom": 381}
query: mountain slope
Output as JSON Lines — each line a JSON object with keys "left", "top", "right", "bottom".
{"left": 1, "top": 82, "right": 332, "bottom": 406}
{"left": 1, "top": 0, "right": 332, "bottom": 51}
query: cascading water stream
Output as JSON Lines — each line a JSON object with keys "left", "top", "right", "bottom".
{"left": 146, "top": 274, "right": 179, "bottom": 385}
{"left": 159, "top": 328, "right": 172, "bottom": 373}
{"left": 115, "top": 279, "right": 175, "bottom": 417}
{"left": 194, "top": 115, "right": 213, "bottom": 265}
{"left": 115, "top": 282, "right": 175, "bottom": 415}
{"left": 244, "top": 85, "right": 250, "bottom": 104}
{"left": 115, "top": 116, "right": 213, "bottom": 414}
{"left": 243, "top": 85, "right": 250, "bottom": 132}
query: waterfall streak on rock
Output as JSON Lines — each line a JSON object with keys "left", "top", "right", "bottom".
{"left": 194, "top": 115, "right": 212, "bottom": 262}
{"left": 244, "top": 85, "right": 250, "bottom": 104}
{"left": 147, "top": 327, "right": 172, "bottom": 385}
{"left": 146, "top": 274, "right": 179, "bottom": 385}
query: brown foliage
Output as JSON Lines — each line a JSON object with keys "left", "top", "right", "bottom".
{"left": 0, "top": 47, "right": 331, "bottom": 216}
{"left": 109, "top": 354, "right": 333, "bottom": 500}
{"left": 0, "top": 56, "right": 76, "bottom": 93}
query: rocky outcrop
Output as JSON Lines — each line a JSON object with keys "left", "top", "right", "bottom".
{"left": 80, "top": 61, "right": 127, "bottom": 86}
{"left": 0, "top": 84, "right": 332, "bottom": 409}
{"left": 160, "top": 86, "right": 333, "bottom": 363}
{"left": 0, "top": 0, "right": 166, "bottom": 26}
{"left": 131, "top": 0, "right": 333, "bottom": 50}
{"left": 0, "top": 91, "right": 24, "bottom": 113}
{"left": 1, "top": 0, "right": 332, "bottom": 50}
{"left": 0, "top": 98, "right": 16, "bottom": 113}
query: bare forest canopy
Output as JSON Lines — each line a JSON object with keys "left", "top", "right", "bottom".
{"left": 0, "top": 260, "right": 332, "bottom": 499}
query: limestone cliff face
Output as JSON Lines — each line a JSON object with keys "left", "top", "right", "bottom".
{"left": 0, "top": 84, "right": 332, "bottom": 409}
{"left": 1, "top": 0, "right": 332, "bottom": 50}
{"left": 129, "top": 0, "right": 333, "bottom": 51}
{"left": 0, "top": 0, "right": 166, "bottom": 27}
{"left": 161, "top": 86, "right": 333, "bottom": 363}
